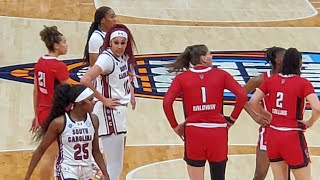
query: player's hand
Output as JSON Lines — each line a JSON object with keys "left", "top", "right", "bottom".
{"left": 173, "top": 123, "right": 185, "bottom": 141}
{"left": 102, "top": 98, "right": 120, "bottom": 109}
{"left": 254, "top": 109, "right": 272, "bottom": 127}
{"left": 29, "top": 117, "right": 40, "bottom": 134}
{"left": 300, "top": 119, "right": 314, "bottom": 129}
{"left": 130, "top": 95, "right": 136, "bottom": 110}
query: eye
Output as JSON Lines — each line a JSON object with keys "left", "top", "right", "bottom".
{"left": 121, "top": 41, "right": 126, "bottom": 45}
{"left": 114, "top": 41, "right": 119, "bottom": 45}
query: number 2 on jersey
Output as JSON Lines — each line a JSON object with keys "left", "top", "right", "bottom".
{"left": 201, "top": 87, "right": 207, "bottom": 103}
{"left": 276, "top": 92, "right": 284, "bottom": 108}
{"left": 38, "top": 71, "right": 46, "bottom": 87}
{"left": 74, "top": 143, "right": 89, "bottom": 160}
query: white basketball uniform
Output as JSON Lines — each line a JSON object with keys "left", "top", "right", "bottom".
{"left": 89, "top": 29, "right": 106, "bottom": 97}
{"left": 54, "top": 113, "right": 95, "bottom": 180}
{"left": 94, "top": 48, "right": 131, "bottom": 136}
{"left": 258, "top": 70, "right": 271, "bottom": 151}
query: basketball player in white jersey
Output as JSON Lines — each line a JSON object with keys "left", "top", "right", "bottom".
{"left": 25, "top": 84, "right": 109, "bottom": 180}
{"left": 80, "top": 24, "right": 137, "bottom": 180}
{"left": 83, "top": 6, "right": 116, "bottom": 178}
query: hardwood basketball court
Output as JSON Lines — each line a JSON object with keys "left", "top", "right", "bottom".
{"left": 1, "top": 0, "right": 320, "bottom": 179}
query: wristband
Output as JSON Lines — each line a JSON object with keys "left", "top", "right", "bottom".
{"left": 224, "top": 116, "right": 235, "bottom": 124}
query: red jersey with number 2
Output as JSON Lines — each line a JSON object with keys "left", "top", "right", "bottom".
{"left": 259, "top": 74, "right": 314, "bottom": 129}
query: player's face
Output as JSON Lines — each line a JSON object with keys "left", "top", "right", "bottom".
{"left": 102, "top": 10, "right": 116, "bottom": 30}
{"left": 202, "top": 51, "right": 212, "bottom": 67}
{"left": 275, "top": 50, "right": 285, "bottom": 68}
{"left": 55, "top": 36, "right": 68, "bottom": 55}
{"left": 110, "top": 37, "right": 127, "bottom": 57}
{"left": 82, "top": 95, "right": 96, "bottom": 113}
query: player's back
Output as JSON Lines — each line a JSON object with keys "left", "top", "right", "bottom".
{"left": 261, "top": 74, "right": 313, "bottom": 129}
{"left": 177, "top": 66, "right": 229, "bottom": 124}
{"left": 56, "top": 113, "right": 95, "bottom": 167}
{"left": 35, "top": 56, "right": 68, "bottom": 105}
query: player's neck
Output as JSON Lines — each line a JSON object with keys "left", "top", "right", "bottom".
{"left": 271, "top": 66, "right": 281, "bottom": 75}
{"left": 98, "top": 25, "right": 108, "bottom": 33}
{"left": 69, "top": 109, "right": 87, "bottom": 122}
{"left": 47, "top": 52, "right": 59, "bottom": 58}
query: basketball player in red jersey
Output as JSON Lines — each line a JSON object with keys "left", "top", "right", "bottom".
{"left": 31, "top": 26, "right": 70, "bottom": 180}
{"left": 163, "top": 44, "right": 250, "bottom": 180}
{"left": 244, "top": 47, "right": 286, "bottom": 180}
{"left": 249, "top": 48, "right": 320, "bottom": 180}
{"left": 25, "top": 84, "right": 109, "bottom": 180}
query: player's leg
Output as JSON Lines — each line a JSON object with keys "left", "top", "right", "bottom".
{"left": 207, "top": 127, "right": 228, "bottom": 180}
{"left": 270, "top": 161, "right": 289, "bottom": 180}
{"left": 284, "top": 131, "right": 310, "bottom": 180}
{"left": 291, "top": 164, "right": 311, "bottom": 180}
{"left": 40, "top": 142, "right": 58, "bottom": 180}
{"left": 184, "top": 125, "right": 206, "bottom": 180}
{"left": 101, "top": 133, "right": 125, "bottom": 180}
{"left": 187, "top": 165, "right": 205, "bottom": 180}
{"left": 253, "top": 128, "right": 270, "bottom": 180}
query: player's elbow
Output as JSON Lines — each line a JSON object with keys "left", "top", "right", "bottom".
{"left": 237, "top": 88, "right": 248, "bottom": 105}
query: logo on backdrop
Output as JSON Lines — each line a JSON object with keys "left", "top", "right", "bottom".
{"left": 1, "top": 51, "right": 319, "bottom": 105}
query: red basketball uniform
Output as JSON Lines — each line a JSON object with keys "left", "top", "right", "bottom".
{"left": 259, "top": 74, "right": 314, "bottom": 168}
{"left": 257, "top": 70, "right": 271, "bottom": 151}
{"left": 163, "top": 66, "right": 247, "bottom": 166}
{"left": 34, "top": 55, "right": 69, "bottom": 126}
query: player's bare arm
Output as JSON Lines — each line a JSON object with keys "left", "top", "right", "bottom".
{"left": 25, "top": 116, "right": 64, "bottom": 180}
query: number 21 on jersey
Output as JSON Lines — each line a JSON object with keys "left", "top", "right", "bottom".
{"left": 38, "top": 71, "right": 46, "bottom": 87}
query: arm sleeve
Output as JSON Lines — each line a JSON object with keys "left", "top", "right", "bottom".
{"left": 303, "top": 79, "right": 315, "bottom": 97}
{"left": 95, "top": 54, "right": 114, "bottom": 74}
{"left": 224, "top": 72, "right": 247, "bottom": 120}
{"left": 89, "top": 33, "right": 104, "bottom": 54}
{"left": 163, "top": 76, "right": 182, "bottom": 128}
{"left": 55, "top": 62, "right": 69, "bottom": 82}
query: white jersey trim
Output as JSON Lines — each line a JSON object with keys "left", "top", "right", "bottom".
{"left": 189, "top": 67, "right": 212, "bottom": 73}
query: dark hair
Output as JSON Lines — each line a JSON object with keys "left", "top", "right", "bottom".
{"left": 166, "top": 44, "right": 208, "bottom": 73}
{"left": 34, "top": 84, "right": 87, "bottom": 141}
{"left": 265, "top": 46, "right": 286, "bottom": 67}
{"left": 281, "top": 48, "right": 302, "bottom": 75}
{"left": 39, "top": 26, "right": 63, "bottom": 51}
{"left": 83, "top": 6, "right": 113, "bottom": 65}
{"left": 101, "top": 24, "right": 137, "bottom": 67}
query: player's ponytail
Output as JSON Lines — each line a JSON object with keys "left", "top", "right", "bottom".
{"left": 166, "top": 44, "right": 208, "bottom": 73}
{"left": 281, "top": 48, "right": 302, "bottom": 76}
{"left": 264, "top": 46, "right": 286, "bottom": 68}
{"left": 83, "top": 6, "right": 113, "bottom": 66}
{"left": 34, "top": 84, "right": 86, "bottom": 141}
{"left": 39, "top": 26, "right": 63, "bottom": 52}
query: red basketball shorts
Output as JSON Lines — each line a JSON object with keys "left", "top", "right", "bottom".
{"left": 266, "top": 127, "right": 310, "bottom": 169}
{"left": 257, "top": 126, "right": 267, "bottom": 151}
{"left": 184, "top": 125, "right": 228, "bottom": 167}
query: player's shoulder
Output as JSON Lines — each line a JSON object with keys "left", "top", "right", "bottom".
{"left": 89, "top": 31, "right": 105, "bottom": 41}
{"left": 50, "top": 115, "right": 67, "bottom": 132}
{"left": 89, "top": 113, "right": 99, "bottom": 128}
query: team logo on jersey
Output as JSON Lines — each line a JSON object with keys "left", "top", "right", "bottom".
{"left": 0, "top": 51, "right": 320, "bottom": 106}
{"left": 85, "top": 121, "right": 92, "bottom": 127}
{"left": 68, "top": 124, "right": 73, "bottom": 128}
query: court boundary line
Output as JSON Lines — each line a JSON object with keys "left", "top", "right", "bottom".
{"left": 125, "top": 154, "right": 320, "bottom": 180}
{"left": 1, "top": 143, "right": 320, "bottom": 152}
{"left": 4, "top": 16, "right": 320, "bottom": 28}
{"left": 94, "top": 0, "right": 318, "bottom": 23}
